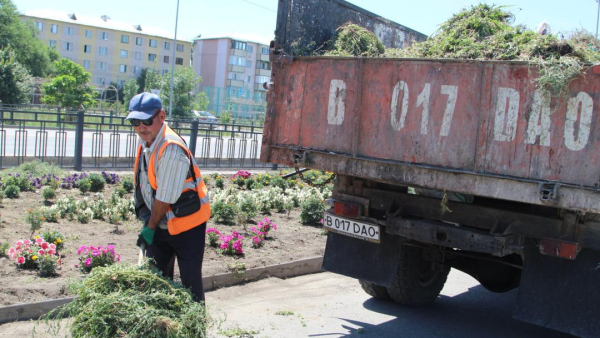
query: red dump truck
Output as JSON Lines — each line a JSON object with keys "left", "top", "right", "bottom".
{"left": 261, "top": 1, "right": 600, "bottom": 336}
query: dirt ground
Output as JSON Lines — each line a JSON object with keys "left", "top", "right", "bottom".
{"left": 0, "top": 175, "right": 327, "bottom": 306}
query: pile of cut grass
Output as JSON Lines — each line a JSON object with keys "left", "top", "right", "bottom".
{"left": 41, "top": 263, "right": 209, "bottom": 338}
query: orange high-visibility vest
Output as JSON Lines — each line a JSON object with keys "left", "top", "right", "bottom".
{"left": 134, "top": 125, "right": 211, "bottom": 235}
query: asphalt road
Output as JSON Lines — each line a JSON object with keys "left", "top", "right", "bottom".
{"left": 0, "top": 269, "right": 569, "bottom": 337}
{"left": 208, "top": 270, "right": 567, "bottom": 338}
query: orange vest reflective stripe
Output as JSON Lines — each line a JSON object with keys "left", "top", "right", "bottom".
{"left": 134, "top": 125, "right": 211, "bottom": 235}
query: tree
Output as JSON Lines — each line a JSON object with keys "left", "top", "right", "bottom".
{"left": 122, "top": 78, "right": 139, "bottom": 106}
{"left": 0, "top": 47, "right": 32, "bottom": 104}
{"left": 159, "top": 67, "right": 201, "bottom": 118}
{"left": 42, "top": 59, "right": 95, "bottom": 110}
{"left": 0, "top": 0, "right": 56, "bottom": 77}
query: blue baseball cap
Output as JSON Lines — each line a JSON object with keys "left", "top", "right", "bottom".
{"left": 126, "top": 92, "right": 162, "bottom": 120}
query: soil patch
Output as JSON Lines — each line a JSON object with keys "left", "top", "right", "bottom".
{"left": 0, "top": 174, "right": 327, "bottom": 306}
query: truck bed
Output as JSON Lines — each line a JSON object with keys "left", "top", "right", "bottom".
{"left": 261, "top": 56, "right": 600, "bottom": 213}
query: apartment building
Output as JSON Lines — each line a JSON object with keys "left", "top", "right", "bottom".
{"left": 192, "top": 36, "right": 271, "bottom": 117}
{"left": 21, "top": 9, "right": 191, "bottom": 88}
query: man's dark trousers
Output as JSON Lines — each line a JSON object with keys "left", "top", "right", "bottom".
{"left": 146, "top": 222, "right": 206, "bottom": 302}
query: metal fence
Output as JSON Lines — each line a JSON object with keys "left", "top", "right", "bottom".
{"left": 0, "top": 107, "right": 270, "bottom": 170}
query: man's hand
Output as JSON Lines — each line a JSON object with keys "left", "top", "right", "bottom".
{"left": 137, "top": 227, "right": 156, "bottom": 247}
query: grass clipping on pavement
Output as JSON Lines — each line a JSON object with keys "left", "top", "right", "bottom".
{"left": 41, "top": 263, "right": 209, "bottom": 338}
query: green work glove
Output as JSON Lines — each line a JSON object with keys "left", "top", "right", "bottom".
{"left": 137, "top": 227, "right": 155, "bottom": 248}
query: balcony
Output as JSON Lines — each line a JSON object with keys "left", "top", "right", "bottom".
{"left": 255, "top": 68, "right": 271, "bottom": 77}
{"left": 231, "top": 49, "right": 246, "bottom": 57}
{"left": 227, "top": 79, "right": 244, "bottom": 88}
{"left": 259, "top": 53, "right": 269, "bottom": 62}
{"left": 228, "top": 64, "right": 245, "bottom": 73}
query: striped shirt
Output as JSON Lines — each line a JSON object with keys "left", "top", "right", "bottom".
{"left": 138, "top": 123, "right": 190, "bottom": 229}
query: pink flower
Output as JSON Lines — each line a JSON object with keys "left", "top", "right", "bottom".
{"left": 41, "top": 242, "right": 49, "bottom": 250}
{"left": 252, "top": 236, "right": 261, "bottom": 245}
{"left": 17, "top": 256, "right": 25, "bottom": 264}
{"left": 116, "top": 254, "right": 121, "bottom": 262}
{"left": 107, "top": 245, "right": 115, "bottom": 251}
{"left": 8, "top": 248, "right": 14, "bottom": 255}
{"left": 38, "top": 249, "right": 45, "bottom": 255}
{"left": 84, "top": 257, "right": 92, "bottom": 267}
{"left": 35, "top": 238, "right": 43, "bottom": 244}
{"left": 16, "top": 240, "right": 23, "bottom": 247}
{"left": 24, "top": 239, "right": 31, "bottom": 245}
{"left": 49, "top": 243, "right": 56, "bottom": 250}
{"left": 232, "top": 231, "right": 240, "bottom": 237}
{"left": 233, "top": 239, "right": 244, "bottom": 254}
{"left": 48, "top": 249, "right": 56, "bottom": 255}
{"left": 91, "top": 250, "right": 100, "bottom": 257}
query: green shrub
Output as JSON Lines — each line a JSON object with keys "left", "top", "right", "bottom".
{"left": 6, "top": 160, "right": 64, "bottom": 177}
{"left": 25, "top": 209, "right": 45, "bottom": 235}
{"left": 300, "top": 196, "right": 326, "bottom": 224}
{"left": 215, "top": 177, "right": 224, "bottom": 189}
{"left": 40, "top": 205, "right": 60, "bottom": 223}
{"left": 236, "top": 193, "right": 257, "bottom": 224}
{"left": 41, "top": 229, "right": 66, "bottom": 251}
{"left": 245, "top": 177, "right": 255, "bottom": 190}
{"left": 121, "top": 177, "right": 134, "bottom": 193}
{"left": 37, "top": 254, "right": 59, "bottom": 277}
{"left": 90, "top": 200, "right": 107, "bottom": 220}
{"left": 3, "top": 175, "right": 32, "bottom": 192}
{"left": 0, "top": 241, "right": 8, "bottom": 257}
{"left": 78, "top": 179, "right": 91, "bottom": 193}
{"left": 270, "top": 175, "right": 289, "bottom": 191}
{"left": 211, "top": 200, "right": 236, "bottom": 224}
{"left": 41, "top": 187, "right": 57, "bottom": 201}
{"left": 114, "top": 187, "right": 127, "bottom": 198}
{"left": 234, "top": 175, "right": 245, "bottom": 188}
{"left": 4, "top": 185, "right": 20, "bottom": 199}
{"left": 89, "top": 173, "right": 105, "bottom": 192}
{"left": 77, "top": 208, "right": 94, "bottom": 224}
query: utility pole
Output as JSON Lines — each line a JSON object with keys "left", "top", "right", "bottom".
{"left": 597, "top": 0, "right": 600, "bottom": 38}
{"left": 168, "top": 0, "right": 180, "bottom": 120}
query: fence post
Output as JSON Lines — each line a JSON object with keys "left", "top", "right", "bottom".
{"left": 189, "top": 120, "right": 199, "bottom": 156}
{"left": 74, "top": 110, "right": 85, "bottom": 171}
{"left": 56, "top": 107, "right": 61, "bottom": 125}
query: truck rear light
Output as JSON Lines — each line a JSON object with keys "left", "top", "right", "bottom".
{"left": 539, "top": 238, "right": 581, "bottom": 260}
{"left": 333, "top": 201, "right": 361, "bottom": 219}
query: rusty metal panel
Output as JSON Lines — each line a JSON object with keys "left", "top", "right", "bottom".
{"left": 359, "top": 59, "right": 483, "bottom": 168}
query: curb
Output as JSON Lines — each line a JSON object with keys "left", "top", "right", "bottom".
{"left": 0, "top": 256, "right": 323, "bottom": 324}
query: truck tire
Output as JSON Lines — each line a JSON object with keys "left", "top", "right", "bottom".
{"left": 387, "top": 246, "right": 450, "bottom": 307}
{"left": 359, "top": 280, "right": 391, "bottom": 300}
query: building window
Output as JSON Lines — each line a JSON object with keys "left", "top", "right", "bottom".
{"left": 228, "top": 55, "right": 245, "bottom": 66}
{"left": 120, "top": 49, "right": 128, "bottom": 58}
{"left": 231, "top": 40, "right": 246, "bottom": 50}
{"left": 134, "top": 51, "right": 141, "bottom": 60}
{"left": 119, "top": 64, "right": 127, "bottom": 73}
{"left": 261, "top": 47, "right": 269, "bottom": 54}
{"left": 135, "top": 37, "right": 143, "bottom": 45}
{"left": 246, "top": 45, "right": 253, "bottom": 53}
{"left": 97, "top": 77, "right": 106, "bottom": 85}
{"left": 162, "top": 69, "right": 169, "bottom": 75}
{"left": 49, "top": 40, "right": 57, "bottom": 48}
{"left": 163, "top": 55, "right": 169, "bottom": 63}
{"left": 258, "top": 61, "right": 270, "bottom": 70}
{"left": 164, "top": 42, "right": 170, "bottom": 50}
{"left": 256, "top": 76, "right": 270, "bottom": 84}
{"left": 149, "top": 39, "right": 157, "bottom": 48}
{"left": 85, "top": 29, "right": 92, "bottom": 38}
{"left": 100, "top": 31, "right": 108, "bottom": 40}
{"left": 64, "top": 26, "right": 74, "bottom": 35}
{"left": 34, "top": 22, "right": 43, "bottom": 31}
{"left": 50, "top": 24, "right": 58, "bottom": 33}
{"left": 120, "top": 35, "right": 129, "bottom": 43}
{"left": 246, "top": 60, "right": 252, "bottom": 68}
{"left": 175, "top": 57, "right": 183, "bottom": 65}
{"left": 148, "top": 53, "right": 156, "bottom": 61}
{"left": 63, "top": 42, "right": 73, "bottom": 51}
{"left": 97, "top": 61, "right": 107, "bottom": 71}
{"left": 84, "top": 44, "right": 92, "bottom": 53}
{"left": 228, "top": 72, "right": 244, "bottom": 80}
{"left": 83, "top": 60, "right": 90, "bottom": 69}
{"left": 134, "top": 66, "right": 142, "bottom": 74}
{"left": 99, "top": 47, "right": 108, "bottom": 56}
{"left": 246, "top": 75, "right": 251, "bottom": 83}
{"left": 176, "top": 43, "right": 184, "bottom": 52}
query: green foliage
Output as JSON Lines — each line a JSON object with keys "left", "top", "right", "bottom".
{"left": 113, "top": 187, "right": 127, "bottom": 198}
{"left": 4, "top": 184, "right": 19, "bottom": 198}
{"left": 41, "top": 187, "right": 56, "bottom": 201}
{"left": 0, "top": 47, "right": 32, "bottom": 104}
{"left": 25, "top": 208, "right": 44, "bottom": 235}
{"left": 76, "top": 208, "right": 93, "bottom": 224}
{"left": 3, "top": 175, "right": 32, "bottom": 192}
{"left": 244, "top": 177, "right": 255, "bottom": 190}
{"left": 0, "top": 0, "right": 56, "bottom": 77}
{"left": 121, "top": 177, "right": 134, "bottom": 193}
{"left": 40, "top": 205, "right": 60, "bottom": 223}
{"left": 0, "top": 241, "right": 8, "bottom": 257}
{"left": 220, "top": 111, "right": 233, "bottom": 124}
{"left": 88, "top": 173, "right": 105, "bottom": 192}
{"left": 122, "top": 78, "right": 139, "bottom": 108}
{"left": 324, "top": 23, "right": 385, "bottom": 57}
{"left": 211, "top": 200, "right": 236, "bottom": 224}
{"left": 234, "top": 175, "right": 245, "bottom": 188}
{"left": 41, "top": 229, "right": 65, "bottom": 251}
{"left": 236, "top": 193, "right": 257, "bottom": 224}
{"left": 44, "top": 263, "right": 209, "bottom": 338}
{"left": 37, "top": 253, "right": 58, "bottom": 277}
{"left": 192, "top": 91, "right": 210, "bottom": 112}
{"left": 138, "top": 67, "right": 203, "bottom": 118}
{"left": 300, "top": 196, "right": 326, "bottom": 225}
{"left": 215, "top": 177, "right": 224, "bottom": 189}
{"left": 270, "top": 175, "right": 289, "bottom": 191}
{"left": 5, "top": 160, "right": 65, "bottom": 178}
{"left": 42, "top": 59, "right": 95, "bottom": 110}
{"left": 77, "top": 179, "right": 91, "bottom": 193}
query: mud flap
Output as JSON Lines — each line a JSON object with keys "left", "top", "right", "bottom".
{"left": 513, "top": 241, "right": 600, "bottom": 337}
{"left": 322, "top": 230, "right": 402, "bottom": 287}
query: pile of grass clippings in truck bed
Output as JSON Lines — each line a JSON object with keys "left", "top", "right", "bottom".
{"left": 323, "top": 23, "right": 385, "bottom": 57}
{"left": 41, "top": 263, "right": 209, "bottom": 338}
{"left": 384, "top": 4, "right": 600, "bottom": 95}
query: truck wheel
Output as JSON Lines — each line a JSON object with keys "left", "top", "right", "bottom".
{"left": 359, "top": 280, "right": 391, "bottom": 300}
{"left": 387, "top": 246, "right": 450, "bottom": 307}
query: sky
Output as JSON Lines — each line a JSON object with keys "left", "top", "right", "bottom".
{"left": 12, "top": 0, "right": 600, "bottom": 44}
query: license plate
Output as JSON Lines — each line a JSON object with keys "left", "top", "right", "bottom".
{"left": 323, "top": 213, "right": 380, "bottom": 243}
